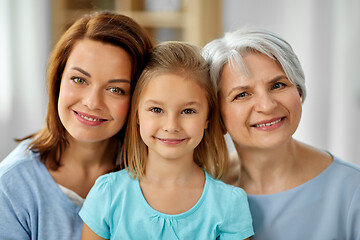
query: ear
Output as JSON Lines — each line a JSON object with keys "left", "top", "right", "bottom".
{"left": 204, "top": 119, "right": 209, "bottom": 129}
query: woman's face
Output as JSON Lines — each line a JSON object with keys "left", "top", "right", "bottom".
{"left": 219, "top": 52, "right": 302, "bottom": 151}
{"left": 58, "top": 39, "right": 132, "bottom": 143}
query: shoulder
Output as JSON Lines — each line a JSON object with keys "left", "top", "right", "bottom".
{"left": 90, "top": 169, "right": 134, "bottom": 196}
{"left": 330, "top": 156, "right": 360, "bottom": 181}
{"left": 328, "top": 156, "right": 360, "bottom": 190}
{"left": 206, "top": 172, "right": 247, "bottom": 201}
{"left": 332, "top": 156, "right": 360, "bottom": 172}
{"left": 98, "top": 169, "right": 132, "bottom": 185}
{"left": 205, "top": 173, "right": 253, "bottom": 237}
{"left": 0, "top": 140, "right": 40, "bottom": 181}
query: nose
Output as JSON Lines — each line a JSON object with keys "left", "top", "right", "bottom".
{"left": 82, "top": 87, "right": 103, "bottom": 110}
{"left": 163, "top": 114, "right": 180, "bottom": 133}
{"left": 253, "top": 92, "right": 277, "bottom": 114}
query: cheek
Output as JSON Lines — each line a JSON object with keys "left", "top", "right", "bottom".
{"left": 292, "top": 102, "right": 302, "bottom": 127}
{"left": 220, "top": 102, "right": 243, "bottom": 130}
{"left": 187, "top": 119, "right": 207, "bottom": 137}
{"left": 58, "top": 82, "right": 75, "bottom": 113}
{"left": 286, "top": 91, "right": 303, "bottom": 119}
{"left": 111, "top": 98, "right": 131, "bottom": 122}
{"left": 138, "top": 112, "right": 155, "bottom": 132}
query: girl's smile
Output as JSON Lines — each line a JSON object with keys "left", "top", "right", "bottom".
{"left": 137, "top": 73, "right": 209, "bottom": 162}
{"left": 155, "top": 137, "right": 187, "bottom": 145}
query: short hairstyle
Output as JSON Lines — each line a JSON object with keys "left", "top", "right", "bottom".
{"left": 123, "top": 41, "right": 229, "bottom": 180}
{"left": 21, "top": 11, "right": 153, "bottom": 170}
{"left": 202, "top": 27, "right": 306, "bottom": 102}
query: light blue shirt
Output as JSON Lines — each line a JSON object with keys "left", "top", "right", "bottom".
{"left": 79, "top": 169, "right": 254, "bottom": 239}
{"left": 0, "top": 140, "right": 83, "bottom": 240}
{"left": 248, "top": 156, "right": 360, "bottom": 239}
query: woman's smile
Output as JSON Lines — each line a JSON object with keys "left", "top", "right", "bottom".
{"left": 251, "top": 117, "right": 285, "bottom": 131}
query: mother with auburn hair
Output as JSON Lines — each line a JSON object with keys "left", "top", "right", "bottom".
{"left": 0, "top": 11, "right": 152, "bottom": 239}
{"left": 202, "top": 28, "right": 360, "bottom": 239}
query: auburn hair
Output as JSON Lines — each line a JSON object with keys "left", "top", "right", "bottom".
{"left": 19, "top": 11, "right": 153, "bottom": 170}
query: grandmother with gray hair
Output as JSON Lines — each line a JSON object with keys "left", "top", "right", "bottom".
{"left": 202, "top": 28, "right": 360, "bottom": 239}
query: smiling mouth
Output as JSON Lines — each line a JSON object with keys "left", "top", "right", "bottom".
{"left": 156, "top": 138, "right": 186, "bottom": 144}
{"left": 74, "top": 111, "right": 106, "bottom": 122}
{"left": 253, "top": 117, "right": 284, "bottom": 128}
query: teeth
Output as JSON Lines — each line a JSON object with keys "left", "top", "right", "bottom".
{"left": 80, "top": 114, "right": 100, "bottom": 122}
{"left": 255, "top": 118, "right": 281, "bottom": 127}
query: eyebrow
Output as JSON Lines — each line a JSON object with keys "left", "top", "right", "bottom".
{"left": 72, "top": 67, "right": 91, "bottom": 77}
{"left": 144, "top": 100, "right": 201, "bottom": 107}
{"left": 71, "top": 67, "right": 131, "bottom": 84}
{"left": 227, "top": 74, "right": 288, "bottom": 97}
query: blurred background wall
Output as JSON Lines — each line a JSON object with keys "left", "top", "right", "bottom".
{"left": 0, "top": 0, "right": 49, "bottom": 161}
{"left": 1, "top": 0, "right": 359, "bottom": 165}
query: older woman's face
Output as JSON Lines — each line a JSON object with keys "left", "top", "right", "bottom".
{"left": 219, "top": 53, "right": 302, "bottom": 151}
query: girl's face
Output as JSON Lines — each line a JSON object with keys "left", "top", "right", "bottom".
{"left": 219, "top": 52, "right": 302, "bottom": 151}
{"left": 58, "top": 39, "right": 132, "bottom": 143}
{"left": 137, "top": 73, "right": 209, "bottom": 162}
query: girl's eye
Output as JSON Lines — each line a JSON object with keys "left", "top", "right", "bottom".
{"left": 71, "top": 77, "right": 87, "bottom": 85}
{"left": 150, "top": 107, "right": 163, "bottom": 113}
{"left": 272, "top": 82, "right": 286, "bottom": 90}
{"left": 108, "top": 87, "right": 125, "bottom": 95}
{"left": 233, "top": 92, "right": 248, "bottom": 100}
{"left": 182, "top": 109, "right": 195, "bottom": 114}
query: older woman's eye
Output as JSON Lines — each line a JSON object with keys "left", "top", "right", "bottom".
{"left": 272, "top": 82, "right": 286, "bottom": 90}
{"left": 233, "top": 92, "right": 248, "bottom": 100}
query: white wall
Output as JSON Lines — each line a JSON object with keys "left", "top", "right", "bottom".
{"left": 0, "top": 0, "right": 49, "bottom": 160}
{"left": 223, "top": 0, "right": 360, "bottom": 165}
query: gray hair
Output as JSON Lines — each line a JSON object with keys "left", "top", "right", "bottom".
{"left": 201, "top": 27, "right": 306, "bottom": 102}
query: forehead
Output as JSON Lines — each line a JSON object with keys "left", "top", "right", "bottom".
{"left": 65, "top": 39, "right": 132, "bottom": 76}
{"left": 67, "top": 39, "right": 131, "bottom": 63}
{"left": 220, "top": 53, "right": 285, "bottom": 86}
{"left": 140, "top": 73, "right": 208, "bottom": 102}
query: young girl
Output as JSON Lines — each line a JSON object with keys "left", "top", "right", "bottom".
{"left": 79, "top": 41, "right": 254, "bottom": 239}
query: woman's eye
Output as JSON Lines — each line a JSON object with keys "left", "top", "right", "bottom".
{"left": 71, "top": 77, "right": 87, "bottom": 85}
{"left": 108, "top": 87, "right": 125, "bottom": 95}
{"left": 234, "top": 92, "right": 248, "bottom": 100}
{"left": 272, "top": 82, "right": 286, "bottom": 90}
{"left": 150, "top": 107, "right": 163, "bottom": 113}
{"left": 182, "top": 109, "right": 195, "bottom": 114}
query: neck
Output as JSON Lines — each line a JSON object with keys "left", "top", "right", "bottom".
{"left": 235, "top": 138, "right": 300, "bottom": 194}
{"left": 61, "top": 137, "right": 115, "bottom": 170}
{"left": 142, "top": 151, "right": 203, "bottom": 185}
{"left": 47, "top": 136, "right": 117, "bottom": 198}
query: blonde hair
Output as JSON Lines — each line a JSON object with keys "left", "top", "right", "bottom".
{"left": 123, "top": 41, "right": 229, "bottom": 180}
